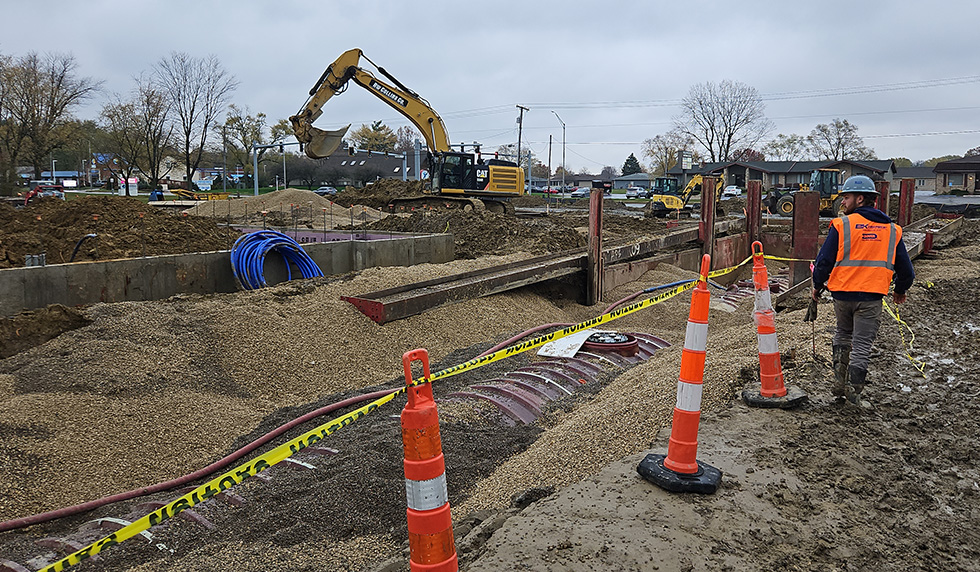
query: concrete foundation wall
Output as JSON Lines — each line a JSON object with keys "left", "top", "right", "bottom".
{"left": 0, "top": 234, "right": 453, "bottom": 317}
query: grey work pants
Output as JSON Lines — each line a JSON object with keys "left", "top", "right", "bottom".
{"left": 832, "top": 298, "right": 883, "bottom": 371}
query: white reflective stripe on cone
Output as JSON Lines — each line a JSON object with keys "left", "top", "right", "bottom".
{"left": 405, "top": 473, "right": 449, "bottom": 512}
{"left": 675, "top": 380, "right": 703, "bottom": 412}
{"left": 684, "top": 321, "right": 708, "bottom": 352}
{"left": 758, "top": 332, "right": 779, "bottom": 354}
{"left": 754, "top": 289, "right": 773, "bottom": 312}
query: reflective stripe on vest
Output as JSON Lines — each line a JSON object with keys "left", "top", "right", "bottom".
{"left": 828, "top": 213, "right": 902, "bottom": 295}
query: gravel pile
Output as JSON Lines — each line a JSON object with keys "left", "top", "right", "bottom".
{"left": 182, "top": 188, "right": 385, "bottom": 228}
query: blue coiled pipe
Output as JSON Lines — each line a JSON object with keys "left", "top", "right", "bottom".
{"left": 230, "top": 230, "right": 324, "bottom": 290}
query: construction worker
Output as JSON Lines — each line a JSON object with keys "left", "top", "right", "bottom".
{"left": 811, "top": 175, "right": 914, "bottom": 406}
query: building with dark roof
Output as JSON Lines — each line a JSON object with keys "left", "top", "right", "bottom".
{"left": 932, "top": 156, "right": 980, "bottom": 193}
{"left": 667, "top": 159, "right": 897, "bottom": 190}
{"left": 894, "top": 166, "right": 937, "bottom": 192}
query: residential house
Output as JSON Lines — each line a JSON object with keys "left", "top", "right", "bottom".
{"left": 667, "top": 159, "right": 897, "bottom": 190}
{"left": 932, "top": 156, "right": 980, "bottom": 193}
{"left": 614, "top": 172, "right": 652, "bottom": 189}
{"left": 894, "top": 166, "right": 937, "bottom": 192}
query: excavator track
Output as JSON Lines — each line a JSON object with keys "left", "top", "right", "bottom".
{"left": 387, "top": 196, "right": 490, "bottom": 213}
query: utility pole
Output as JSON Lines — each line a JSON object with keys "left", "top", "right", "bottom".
{"left": 547, "top": 134, "right": 553, "bottom": 193}
{"left": 222, "top": 126, "right": 227, "bottom": 195}
{"left": 552, "top": 110, "right": 565, "bottom": 190}
{"left": 516, "top": 105, "right": 529, "bottom": 165}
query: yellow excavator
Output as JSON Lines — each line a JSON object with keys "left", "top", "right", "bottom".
{"left": 645, "top": 174, "right": 724, "bottom": 217}
{"left": 289, "top": 48, "right": 524, "bottom": 213}
{"left": 767, "top": 168, "right": 843, "bottom": 216}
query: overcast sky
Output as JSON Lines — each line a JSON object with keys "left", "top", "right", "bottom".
{"left": 3, "top": 0, "right": 978, "bottom": 172}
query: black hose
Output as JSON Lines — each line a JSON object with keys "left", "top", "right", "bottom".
{"left": 69, "top": 234, "right": 97, "bottom": 262}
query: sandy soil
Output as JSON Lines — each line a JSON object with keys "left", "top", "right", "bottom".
{"left": 0, "top": 192, "right": 973, "bottom": 571}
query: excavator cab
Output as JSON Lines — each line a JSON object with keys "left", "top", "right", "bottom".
{"left": 809, "top": 169, "right": 840, "bottom": 198}
{"left": 437, "top": 152, "right": 476, "bottom": 193}
{"left": 652, "top": 177, "right": 680, "bottom": 195}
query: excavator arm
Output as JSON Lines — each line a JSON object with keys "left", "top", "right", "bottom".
{"left": 289, "top": 48, "right": 452, "bottom": 158}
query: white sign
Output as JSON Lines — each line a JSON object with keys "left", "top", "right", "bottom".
{"left": 197, "top": 179, "right": 213, "bottom": 191}
{"left": 118, "top": 177, "right": 139, "bottom": 196}
{"left": 537, "top": 329, "right": 607, "bottom": 358}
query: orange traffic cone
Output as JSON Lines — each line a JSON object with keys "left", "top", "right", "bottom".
{"left": 637, "top": 254, "right": 722, "bottom": 494}
{"left": 401, "top": 349, "right": 458, "bottom": 572}
{"left": 741, "top": 241, "right": 807, "bottom": 409}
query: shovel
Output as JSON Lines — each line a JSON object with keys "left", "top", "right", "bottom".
{"left": 804, "top": 276, "right": 818, "bottom": 357}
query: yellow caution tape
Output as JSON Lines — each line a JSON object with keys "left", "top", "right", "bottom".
{"left": 763, "top": 254, "right": 812, "bottom": 263}
{"left": 42, "top": 255, "right": 754, "bottom": 572}
{"left": 883, "top": 299, "right": 926, "bottom": 376}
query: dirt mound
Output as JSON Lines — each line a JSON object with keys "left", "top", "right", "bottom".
{"left": 888, "top": 199, "right": 937, "bottom": 222}
{"left": 0, "top": 196, "right": 240, "bottom": 268}
{"left": 0, "top": 304, "right": 90, "bottom": 358}
{"left": 365, "top": 210, "right": 587, "bottom": 258}
{"left": 182, "top": 188, "right": 385, "bottom": 228}
{"left": 333, "top": 180, "right": 427, "bottom": 210}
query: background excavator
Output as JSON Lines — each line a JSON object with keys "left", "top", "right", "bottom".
{"left": 766, "top": 168, "right": 842, "bottom": 216}
{"left": 644, "top": 174, "right": 724, "bottom": 217}
{"left": 290, "top": 48, "right": 524, "bottom": 213}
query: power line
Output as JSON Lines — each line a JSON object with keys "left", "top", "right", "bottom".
{"left": 864, "top": 128, "right": 980, "bottom": 139}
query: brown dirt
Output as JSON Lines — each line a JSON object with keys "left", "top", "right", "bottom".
{"left": 0, "top": 305, "right": 90, "bottom": 359}
{"left": 0, "top": 196, "right": 240, "bottom": 267}
{"left": 0, "top": 195, "right": 975, "bottom": 571}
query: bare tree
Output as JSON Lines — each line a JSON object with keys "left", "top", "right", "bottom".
{"left": 762, "top": 133, "right": 811, "bottom": 161}
{"left": 807, "top": 118, "right": 876, "bottom": 161}
{"left": 394, "top": 125, "right": 417, "bottom": 153}
{"left": 0, "top": 52, "right": 19, "bottom": 191}
{"left": 642, "top": 130, "right": 693, "bottom": 175}
{"left": 221, "top": 104, "right": 276, "bottom": 184}
{"left": 155, "top": 53, "right": 238, "bottom": 189}
{"left": 674, "top": 80, "right": 773, "bottom": 162}
{"left": 100, "top": 99, "right": 145, "bottom": 196}
{"left": 129, "top": 75, "right": 174, "bottom": 191}
{"left": 3, "top": 52, "right": 101, "bottom": 181}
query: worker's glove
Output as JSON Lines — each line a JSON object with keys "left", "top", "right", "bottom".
{"left": 803, "top": 297, "right": 818, "bottom": 322}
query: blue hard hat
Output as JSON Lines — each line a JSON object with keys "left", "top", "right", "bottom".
{"left": 840, "top": 175, "right": 879, "bottom": 196}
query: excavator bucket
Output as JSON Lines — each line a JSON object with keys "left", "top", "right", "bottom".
{"left": 304, "top": 124, "right": 351, "bottom": 159}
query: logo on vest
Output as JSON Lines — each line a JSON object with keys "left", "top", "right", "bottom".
{"left": 861, "top": 233, "right": 879, "bottom": 241}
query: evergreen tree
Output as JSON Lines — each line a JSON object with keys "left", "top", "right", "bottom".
{"left": 622, "top": 153, "right": 642, "bottom": 176}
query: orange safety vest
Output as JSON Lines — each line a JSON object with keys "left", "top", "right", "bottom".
{"left": 827, "top": 214, "right": 901, "bottom": 295}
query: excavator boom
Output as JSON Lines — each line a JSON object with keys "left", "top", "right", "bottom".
{"left": 290, "top": 48, "right": 452, "bottom": 158}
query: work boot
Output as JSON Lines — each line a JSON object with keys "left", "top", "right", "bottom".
{"left": 846, "top": 365, "right": 867, "bottom": 405}
{"left": 831, "top": 345, "right": 851, "bottom": 398}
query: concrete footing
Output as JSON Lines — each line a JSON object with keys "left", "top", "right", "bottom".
{"left": 0, "top": 233, "right": 453, "bottom": 317}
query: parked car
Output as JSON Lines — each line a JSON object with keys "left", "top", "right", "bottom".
{"left": 569, "top": 187, "right": 591, "bottom": 198}
{"left": 625, "top": 186, "right": 644, "bottom": 199}
{"left": 314, "top": 186, "right": 339, "bottom": 196}
{"left": 723, "top": 185, "right": 743, "bottom": 197}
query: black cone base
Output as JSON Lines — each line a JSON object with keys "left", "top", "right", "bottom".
{"left": 742, "top": 384, "right": 808, "bottom": 409}
{"left": 636, "top": 453, "right": 722, "bottom": 494}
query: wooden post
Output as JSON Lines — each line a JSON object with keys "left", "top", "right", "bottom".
{"left": 875, "top": 181, "right": 891, "bottom": 216}
{"left": 746, "top": 180, "right": 762, "bottom": 243}
{"left": 898, "top": 178, "right": 915, "bottom": 226}
{"left": 791, "top": 190, "right": 820, "bottom": 287}
{"left": 699, "top": 176, "right": 718, "bottom": 264}
{"left": 586, "top": 188, "right": 603, "bottom": 305}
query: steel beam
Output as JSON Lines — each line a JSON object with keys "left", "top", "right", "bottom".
{"left": 342, "top": 250, "right": 585, "bottom": 324}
